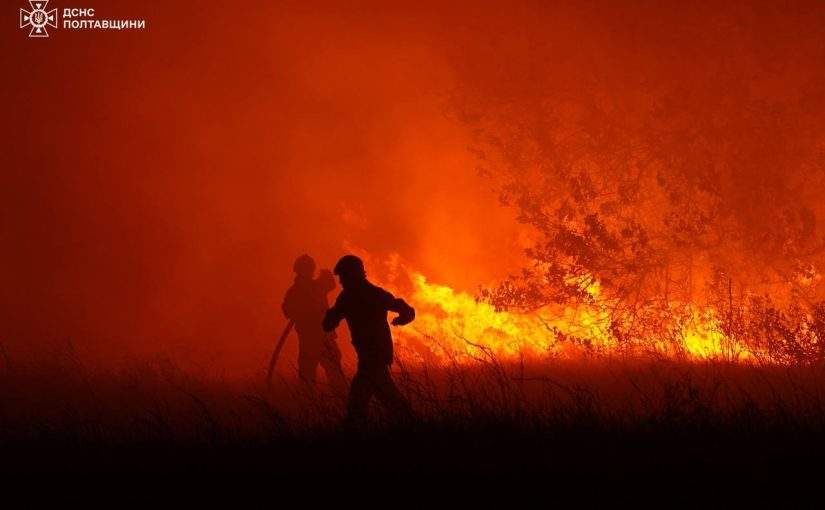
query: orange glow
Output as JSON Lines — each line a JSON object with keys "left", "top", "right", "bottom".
{"left": 6, "top": 1, "right": 825, "bottom": 374}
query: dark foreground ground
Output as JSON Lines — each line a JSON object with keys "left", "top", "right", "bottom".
{"left": 5, "top": 423, "right": 825, "bottom": 504}
{"left": 2, "top": 355, "right": 825, "bottom": 504}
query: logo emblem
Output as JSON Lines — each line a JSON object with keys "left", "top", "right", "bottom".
{"left": 20, "top": 1, "right": 57, "bottom": 38}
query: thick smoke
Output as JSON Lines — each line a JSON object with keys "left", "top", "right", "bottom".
{"left": 2, "top": 1, "right": 524, "bottom": 372}
{"left": 4, "top": 1, "right": 825, "bottom": 371}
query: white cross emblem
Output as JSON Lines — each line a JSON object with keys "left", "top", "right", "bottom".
{"left": 20, "top": 0, "right": 57, "bottom": 38}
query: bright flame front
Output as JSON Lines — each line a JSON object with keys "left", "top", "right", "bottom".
{"left": 383, "top": 271, "right": 754, "bottom": 365}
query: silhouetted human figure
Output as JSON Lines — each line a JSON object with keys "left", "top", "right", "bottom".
{"left": 322, "top": 255, "right": 415, "bottom": 427}
{"left": 282, "top": 254, "right": 347, "bottom": 394}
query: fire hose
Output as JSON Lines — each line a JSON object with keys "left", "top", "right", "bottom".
{"left": 266, "top": 320, "right": 294, "bottom": 390}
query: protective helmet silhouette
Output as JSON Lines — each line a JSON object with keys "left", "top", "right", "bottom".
{"left": 333, "top": 255, "right": 366, "bottom": 279}
{"left": 293, "top": 254, "right": 316, "bottom": 277}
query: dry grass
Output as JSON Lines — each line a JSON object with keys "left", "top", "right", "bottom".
{"left": 2, "top": 344, "right": 825, "bottom": 500}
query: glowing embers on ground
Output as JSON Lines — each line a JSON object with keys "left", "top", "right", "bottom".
{"left": 384, "top": 271, "right": 753, "bottom": 364}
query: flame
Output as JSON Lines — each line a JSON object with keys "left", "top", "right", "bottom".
{"left": 373, "top": 266, "right": 754, "bottom": 365}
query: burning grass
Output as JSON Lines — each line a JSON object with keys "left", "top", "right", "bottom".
{"left": 372, "top": 264, "right": 825, "bottom": 366}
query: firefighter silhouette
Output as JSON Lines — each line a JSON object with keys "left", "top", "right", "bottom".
{"left": 323, "top": 254, "right": 415, "bottom": 426}
{"left": 281, "top": 254, "right": 347, "bottom": 393}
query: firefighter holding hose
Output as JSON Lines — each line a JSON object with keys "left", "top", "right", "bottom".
{"left": 279, "top": 254, "right": 347, "bottom": 394}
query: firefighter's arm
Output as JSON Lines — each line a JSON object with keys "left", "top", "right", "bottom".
{"left": 322, "top": 307, "right": 343, "bottom": 332}
{"left": 389, "top": 298, "right": 415, "bottom": 326}
{"left": 322, "top": 295, "right": 345, "bottom": 332}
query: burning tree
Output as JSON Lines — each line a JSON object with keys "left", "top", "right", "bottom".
{"left": 447, "top": 4, "right": 825, "bottom": 362}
